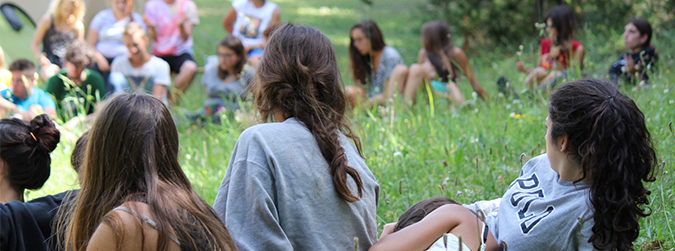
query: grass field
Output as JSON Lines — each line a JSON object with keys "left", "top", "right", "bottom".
{"left": 26, "top": 0, "right": 674, "bottom": 249}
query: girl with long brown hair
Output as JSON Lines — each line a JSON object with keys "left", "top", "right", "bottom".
{"left": 56, "top": 93, "right": 236, "bottom": 251}
{"left": 403, "top": 20, "right": 489, "bottom": 105}
{"left": 344, "top": 19, "right": 409, "bottom": 107}
{"left": 213, "top": 23, "right": 380, "bottom": 250}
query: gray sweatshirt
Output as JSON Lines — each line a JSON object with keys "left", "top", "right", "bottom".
{"left": 213, "top": 118, "right": 380, "bottom": 251}
{"left": 484, "top": 154, "right": 598, "bottom": 250}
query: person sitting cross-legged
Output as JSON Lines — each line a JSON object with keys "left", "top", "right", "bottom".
{"left": 109, "top": 23, "right": 171, "bottom": 104}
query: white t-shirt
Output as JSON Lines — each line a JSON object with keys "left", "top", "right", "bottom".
{"left": 231, "top": 0, "right": 278, "bottom": 47}
{"left": 89, "top": 9, "right": 146, "bottom": 58}
{"left": 110, "top": 55, "right": 171, "bottom": 102}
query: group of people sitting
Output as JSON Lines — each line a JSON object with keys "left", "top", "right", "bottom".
{"left": 0, "top": 17, "right": 661, "bottom": 251}
{"left": 0, "top": 0, "right": 659, "bottom": 130}
{"left": 346, "top": 5, "right": 657, "bottom": 108}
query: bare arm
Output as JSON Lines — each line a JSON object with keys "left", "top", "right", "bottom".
{"left": 143, "top": 15, "right": 156, "bottom": 40}
{"left": 31, "top": 15, "right": 52, "bottom": 67}
{"left": 178, "top": 18, "right": 193, "bottom": 41}
{"left": 573, "top": 44, "right": 585, "bottom": 71}
{"left": 369, "top": 204, "right": 467, "bottom": 251}
{"left": 454, "top": 48, "right": 489, "bottom": 101}
{"left": 417, "top": 49, "right": 427, "bottom": 64}
{"left": 74, "top": 22, "right": 85, "bottom": 40}
{"left": 222, "top": 8, "right": 236, "bottom": 33}
{"left": 86, "top": 28, "right": 99, "bottom": 47}
{"left": 152, "top": 84, "right": 167, "bottom": 101}
{"left": 87, "top": 29, "right": 110, "bottom": 71}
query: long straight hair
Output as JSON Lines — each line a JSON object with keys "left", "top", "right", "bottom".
{"left": 348, "top": 20, "right": 385, "bottom": 86}
{"left": 56, "top": 94, "right": 236, "bottom": 251}
{"left": 422, "top": 20, "right": 460, "bottom": 82}
{"left": 254, "top": 23, "right": 365, "bottom": 202}
{"left": 549, "top": 79, "right": 656, "bottom": 250}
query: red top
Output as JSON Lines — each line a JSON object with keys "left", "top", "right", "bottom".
{"left": 540, "top": 38, "right": 581, "bottom": 69}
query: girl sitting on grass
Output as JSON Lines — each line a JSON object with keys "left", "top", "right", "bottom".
{"left": 484, "top": 79, "right": 656, "bottom": 250}
{"left": 374, "top": 79, "right": 656, "bottom": 250}
{"left": 56, "top": 93, "right": 236, "bottom": 251}
{"left": 213, "top": 23, "right": 380, "bottom": 250}
{"left": 201, "top": 36, "right": 254, "bottom": 115}
{"left": 516, "top": 5, "right": 585, "bottom": 90}
{"left": 344, "top": 19, "right": 409, "bottom": 108}
{"left": 403, "top": 20, "right": 489, "bottom": 105}
{"left": 31, "top": 0, "right": 86, "bottom": 81}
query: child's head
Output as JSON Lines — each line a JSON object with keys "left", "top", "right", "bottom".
{"left": 253, "top": 23, "right": 365, "bottom": 202}
{"left": 349, "top": 19, "right": 384, "bottom": 57}
{"left": 421, "top": 20, "right": 453, "bottom": 55}
{"left": 217, "top": 36, "right": 246, "bottom": 77}
{"left": 0, "top": 115, "right": 60, "bottom": 201}
{"left": 9, "top": 59, "right": 37, "bottom": 99}
{"left": 394, "top": 197, "right": 459, "bottom": 232}
{"left": 49, "top": 0, "right": 85, "bottom": 24}
{"left": 548, "top": 79, "right": 656, "bottom": 250}
{"left": 624, "top": 17, "right": 652, "bottom": 51}
{"left": 123, "top": 23, "right": 149, "bottom": 61}
{"left": 253, "top": 23, "right": 345, "bottom": 122}
{"left": 545, "top": 5, "right": 576, "bottom": 44}
{"left": 64, "top": 40, "right": 94, "bottom": 79}
{"left": 348, "top": 20, "right": 385, "bottom": 85}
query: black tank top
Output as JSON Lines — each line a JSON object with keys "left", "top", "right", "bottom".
{"left": 42, "top": 16, "right": 76, "bottom": 67}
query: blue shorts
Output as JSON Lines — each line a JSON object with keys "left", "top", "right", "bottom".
{"left": 431, "top": 80, "right": 448, "bottom": 93}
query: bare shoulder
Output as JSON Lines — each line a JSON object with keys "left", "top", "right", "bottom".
{"left": 418, "top": 48, "right": 427, "bottom": 58}
{"left": 87, "top": 202, "right": 153, "bottom": 251}
{"left": 452, "top": 47, "right": 468, "bottom": 60}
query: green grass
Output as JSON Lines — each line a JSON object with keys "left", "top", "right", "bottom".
{"left": 27, "top": 0, "right": 674, "bottom": 249}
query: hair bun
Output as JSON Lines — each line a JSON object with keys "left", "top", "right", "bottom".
{"left": 29, "top": 114, "right": 60, "bottom": 153}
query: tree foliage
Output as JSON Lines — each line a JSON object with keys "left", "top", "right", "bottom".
{"left": 412, "top": 0, "right": 674, "bottom": 48}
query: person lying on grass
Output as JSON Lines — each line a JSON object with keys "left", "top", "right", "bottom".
{"left": 370, "top": 197, "right": 499, "bottom": 251}
{"left": 476, "top": 79, "right": 655, "bottom": 250}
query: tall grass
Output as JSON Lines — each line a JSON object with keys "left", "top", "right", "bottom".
{"left": 27, "top": 0, "right": 674, "bottom": 248}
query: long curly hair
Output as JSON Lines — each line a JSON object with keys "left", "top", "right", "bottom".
{"left": 548, "top": 79, "right": 657, "bottom": 250}
{"left": 348, "top": 19, "right": 385, "bottom": 86}
{"left": 253, "top": 23, "right": 365, "bottom": 202}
